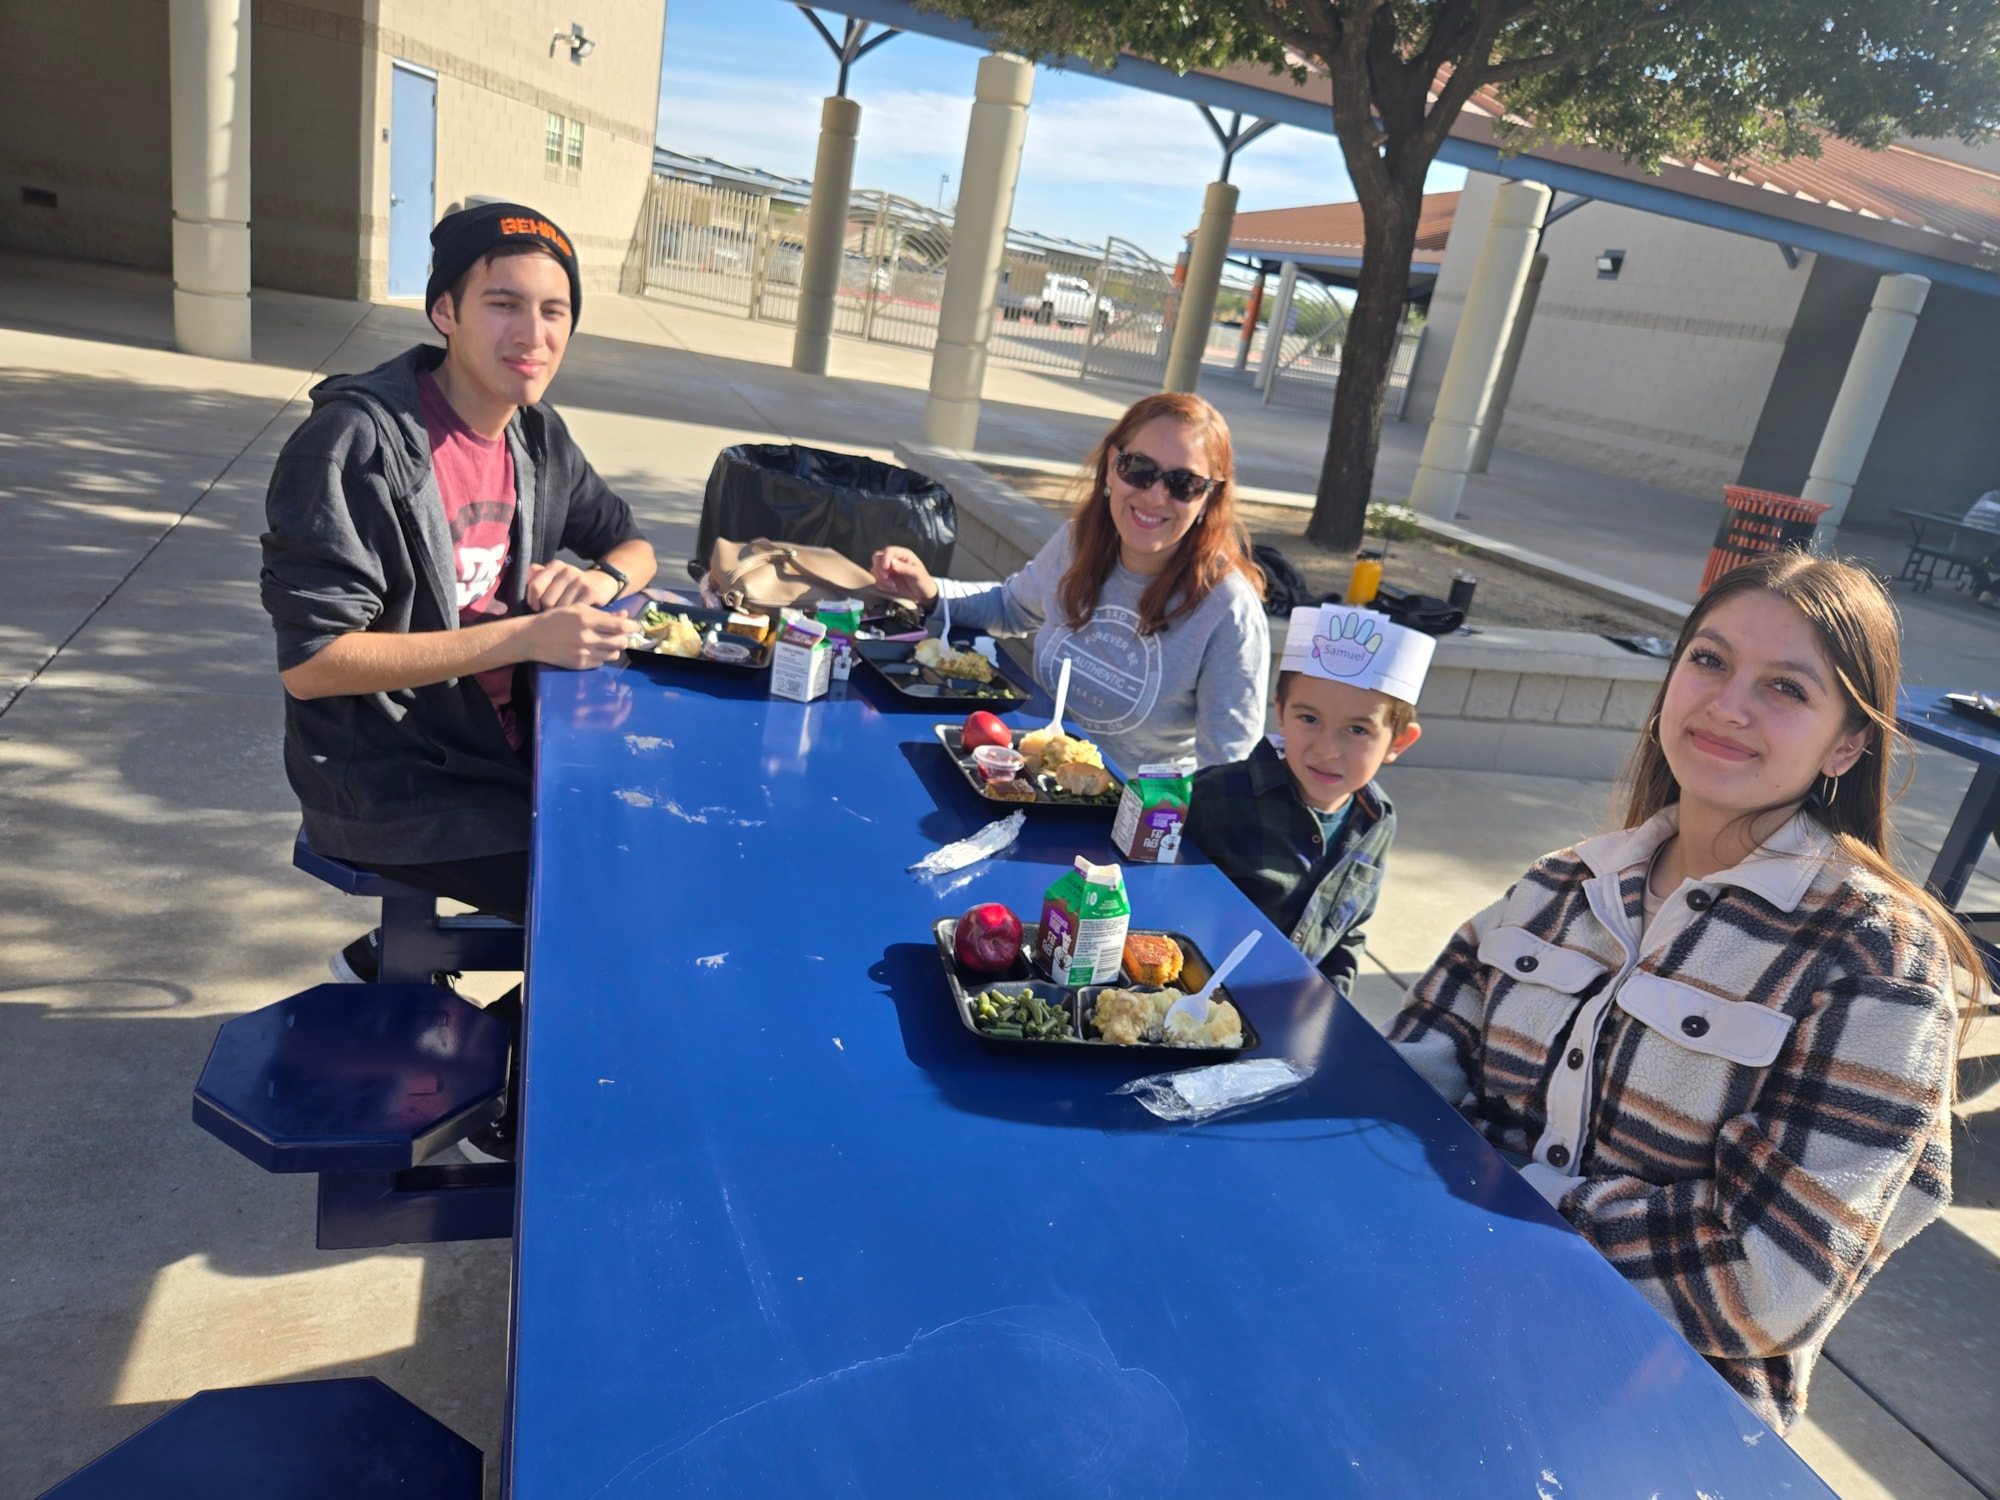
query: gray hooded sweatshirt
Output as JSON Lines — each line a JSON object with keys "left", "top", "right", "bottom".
{"left": 259, "top": 344, "right": 644, "bottom": 865}
{"left": 937, "top": 524, "right": 1269, "bottom": 771}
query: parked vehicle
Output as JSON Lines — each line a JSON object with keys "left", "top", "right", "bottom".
{"left": 1000, "top": 272, "right": 1113, "bottom": 331}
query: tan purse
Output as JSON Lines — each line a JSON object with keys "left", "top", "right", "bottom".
{"left": 706, "top": 537, "right": 888, "bottom": 614}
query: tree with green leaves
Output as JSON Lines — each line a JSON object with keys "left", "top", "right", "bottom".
{"left": 911, "top": 0, "right": 2000, "bottom": 551}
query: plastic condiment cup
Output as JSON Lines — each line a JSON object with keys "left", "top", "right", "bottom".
{"left": 971, "top": 744, "right": 1026, "bottom": 782}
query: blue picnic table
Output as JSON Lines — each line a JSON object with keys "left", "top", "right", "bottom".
{"left": 1897, "top": 688, "right": 2000, "bottom": 907}
{"left": 505, "top": 658, "right": 1836, "bottom": 1497}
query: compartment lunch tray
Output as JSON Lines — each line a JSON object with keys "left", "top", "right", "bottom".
{"left": 857, "top": 639, "right": 1031, "bottom": 707}
{"left": 930, "top": 724, "right": 1124, "bottom": 814}
{"left": 623, "top": 603, "right": 775, "bottom": 672}
{"left": 932, "top": 918, "right": 1258, "bottom": 1060}
{"left": 1941, "top": 692, "right": 2000, "bottom": 733}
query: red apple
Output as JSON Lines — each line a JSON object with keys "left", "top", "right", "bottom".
{"left": 954, "top": 902, "right": 1023, "bottom": 975}
{"left": 961, "top": 711, "right": 1012, "bottom": 751}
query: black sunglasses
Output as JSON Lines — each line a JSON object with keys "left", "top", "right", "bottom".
{"left": 1113, "top": 449, "right": 1219, "bottom": 506}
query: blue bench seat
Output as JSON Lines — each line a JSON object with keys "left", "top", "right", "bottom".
{"left": 194, "top": 984, "right": 515, "bottom": 1248}
{"left": 40, "top": 1377, "right": 481, "bottom": 1498}
{"left": 293, "top": 828, "right": 524, "bottom": 980}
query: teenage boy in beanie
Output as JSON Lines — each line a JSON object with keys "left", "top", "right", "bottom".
{"left": 260, "top": 204, "right": 654, "bottom": 1079}
{"left": 1185, "top": 604, "right": 1430, "bottom": 995}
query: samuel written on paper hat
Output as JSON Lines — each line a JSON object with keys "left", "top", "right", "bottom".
{"left": 1279, "top": 603, "right": 1435, "bottom": 707}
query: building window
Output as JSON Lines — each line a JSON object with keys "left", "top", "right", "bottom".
{"left": 545, "top": 112, "right": 564, "bottom": 166}
{"left": 565, "top": 117, "right": 584, "bottom": 171}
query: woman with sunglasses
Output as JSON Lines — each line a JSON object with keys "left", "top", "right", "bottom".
{"left": 872, "top": 393, "right": 1269, "bottom": 770}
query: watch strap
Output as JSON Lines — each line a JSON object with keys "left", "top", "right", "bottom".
{"left": 590, "top": 559, "right": 630, "bottom": 598}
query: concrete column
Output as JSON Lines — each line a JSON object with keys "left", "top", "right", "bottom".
{"left": 792, "top": 95, "right": 862, "bottom": 375}
{"left": 1257, "top": 260, "right": 1299, "bottom": 394}
{"left": 1408, "top": 181, "right": 1551, "bottom": 519}
{"left": 1232, "top": 270, "right": 1266, "bottom": 372}
{"left": 1802, "top": 272, "right": 1930, "bottom": 533}
{"left": 922, "top": 54, "right": 1034, "bottom": 449}
{"left": 169, "top": 0, "right": 252, "bottom": 360}
{"left": 1469, "top": 251, "right": 1547, "bottom": 473}
{"left": 1163, "top": 180, "right": 1239, "bottom": 393}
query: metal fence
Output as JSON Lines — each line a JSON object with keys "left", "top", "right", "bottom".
{"left": 1260, "top": 278, "right": 1427, "bottom": 417}
{"left": 638, "top": 175, "right": 1177, "bottom": 386}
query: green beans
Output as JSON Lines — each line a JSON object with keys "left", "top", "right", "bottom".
{"left": 969, "top": 987, "right": 1077, "bottom": 1042}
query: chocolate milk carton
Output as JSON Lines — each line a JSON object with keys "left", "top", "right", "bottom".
{"left": 1111, "top": 760, "right": 1192, "bottom": 864}
{"left": 1035, "top": 857, "right": 1131, "bottom": 986}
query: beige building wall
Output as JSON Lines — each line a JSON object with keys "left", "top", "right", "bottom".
{"left": 362, "top": 1, "right": 664, "bottom": 304}
{"left": 0, "top": 0, "right": 661, "bottom": 306}
{"left": 0, "top": 0, "right": 174, "bottom": 270}
{"left": 1407, "top": 170, "right": 1816, "bottom": 498}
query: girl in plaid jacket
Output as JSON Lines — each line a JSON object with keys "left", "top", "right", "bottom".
{"left": 1389, "top": 554, "right": 1982, "bottom": 1433}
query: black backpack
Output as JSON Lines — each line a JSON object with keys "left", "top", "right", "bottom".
{"left": 1252, "top": 544, "right": 1314, "bottom": 617}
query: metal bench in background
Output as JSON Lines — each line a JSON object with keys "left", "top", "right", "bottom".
{"left": 39, "top": 1377, "right": 482, "bottom": 1498}
{"left": 293, "top": 828, "right": 524, "bottom": 981}
{"left": 193, "top": 983, "right": 515, "bottom": 1249}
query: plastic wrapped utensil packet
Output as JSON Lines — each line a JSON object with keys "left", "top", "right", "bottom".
{"left": 908, "top": 810, "right": 1026, "bottom": 878}
{"left": 1114, "top": 1059, "right": 1313, "bottom": 1123}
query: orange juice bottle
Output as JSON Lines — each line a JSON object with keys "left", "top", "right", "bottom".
{"left": 1345, "top": 550, "right": 1383, "bottom": 606}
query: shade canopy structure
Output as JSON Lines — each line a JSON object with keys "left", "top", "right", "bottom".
{"left": 820, "top": 0, "right": 2000, "bottom": 301}
{"left": 1226, "top": 191, "right": 1458, "bottom": 302}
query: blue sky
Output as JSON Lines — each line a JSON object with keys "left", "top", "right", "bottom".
{"left": 655, "top": 0, "right": 1466, "bottom": 265}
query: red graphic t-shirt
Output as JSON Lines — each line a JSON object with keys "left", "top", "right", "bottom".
{"left": 416, "top": 368, "right": 523, "bottom": 748}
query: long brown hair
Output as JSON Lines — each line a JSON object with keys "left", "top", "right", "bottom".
{"left": 1618, "top": 553, "right": 1984, "bottom": 1060}
{"left": 1055, "top": 392, "right": 1264, "bottom": 635}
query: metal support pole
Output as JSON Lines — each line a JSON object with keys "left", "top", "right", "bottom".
{"left": 748, "top": 195, "right": 772, "bottom": 318}
{"left": 792, "top": 95, "right": 862, "bottom": 374}
{"left": 169, "top": 0, "right": 252, "bottom": 359}
{"left": 1078, "top": 238, "right": 1113, "bottom": 379}
{"left": 1258, "top": 260, "right": 1298, "bottom": 402}
{"left": 1233, "top": 271, "right": 1266, "bottom": 373}
{"left": 1164, "top": 180, "right": 1239, "bottom": 394}
{"left": 1409, "top": 181, "right": 1551, "bottom": 519}
{"left": 922, "top": 54, "right": 1034, "bottom": 449}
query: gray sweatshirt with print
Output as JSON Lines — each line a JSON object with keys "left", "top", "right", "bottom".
{"left": 937, "top": 524, "right": 1269, "bottom": 771}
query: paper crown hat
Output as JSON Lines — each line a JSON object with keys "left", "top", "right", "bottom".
{"left": 1279, "top": 603, "right": 1435, "bottom": 706}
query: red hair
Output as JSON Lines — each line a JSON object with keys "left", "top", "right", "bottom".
{"left": 1055, "top": 392, "right": 1264, "bottom": 635}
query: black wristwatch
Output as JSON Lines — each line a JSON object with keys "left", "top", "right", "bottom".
{"left": 590, "top": 559, "right": 630, "bottom": 599}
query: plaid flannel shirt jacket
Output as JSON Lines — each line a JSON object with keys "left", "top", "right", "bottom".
{"left": 1387, "top": 809, "right": 1957, "bottom": 1432}
{"left": 1184, "top": 739, "right": 1394, "bottom": 994}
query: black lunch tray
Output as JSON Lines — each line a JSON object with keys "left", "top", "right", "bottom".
{"left": 623, "top": 603, "right": 774, "bottom": 673}
{"left": 931, "top": 918, "right": 1258, "bottom": 1060}
{"left": 930, "top": 725, "right": 1125, "bottom": 815}
{"left": 857, "top": 638, "right": 1031, "bottom": 707}
{"left": 1942, "top": 692, "right": 2000, "bottom": 733}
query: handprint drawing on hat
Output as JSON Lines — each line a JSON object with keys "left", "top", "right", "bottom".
{"left": 1311, "top": 610, "right": 1383, "bottom": 678}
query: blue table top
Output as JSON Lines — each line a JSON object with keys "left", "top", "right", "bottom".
{"left": 508, "top": 662, "right": 1833, "bottom": 1498}
{"left": 1899, "top": 687, "right": 2000, "bottom": 769}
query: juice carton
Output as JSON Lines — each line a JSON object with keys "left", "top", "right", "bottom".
{"left": 1111, "top": 760, "right": 1193, "bottom": 864}
{"left": 1036, "top": 857, "right": 1131, "bottom": 985}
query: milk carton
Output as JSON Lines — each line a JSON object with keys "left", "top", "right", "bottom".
{"left": 1111, "top": 760, "right": 1193, "bottom": 864}
{"left": 771, "top": 615, "right": 833, "bottom": 702}
{"left": 1036, "top": 857, "right": 1131, "bottom": 986}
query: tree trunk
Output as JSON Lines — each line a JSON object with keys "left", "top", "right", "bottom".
{"left": 1306, "top": 178, "right": 1428, "bottom": 554}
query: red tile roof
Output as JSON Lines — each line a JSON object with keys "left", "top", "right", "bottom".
{"left": 1227, "top": 193, "right": 1458, "bottom": 264}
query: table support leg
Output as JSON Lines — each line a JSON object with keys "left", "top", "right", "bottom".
{"left": 317, "top": 1161, "right": 516, "bottom": 1249}
{"left": 1927, "top": 764, "right": 2000, "bottom": 908}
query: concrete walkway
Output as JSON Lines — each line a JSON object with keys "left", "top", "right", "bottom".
{"left": 0, "top": 251, "right": 1992, "bottom": 1499}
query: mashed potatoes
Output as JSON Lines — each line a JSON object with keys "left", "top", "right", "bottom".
{"left": 1089, "top": 987, "right": 1243, "bottom": 1048}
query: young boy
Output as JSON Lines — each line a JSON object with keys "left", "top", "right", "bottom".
{"left": 1185, "top": 603, "right": 1430, "bottom": 994}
